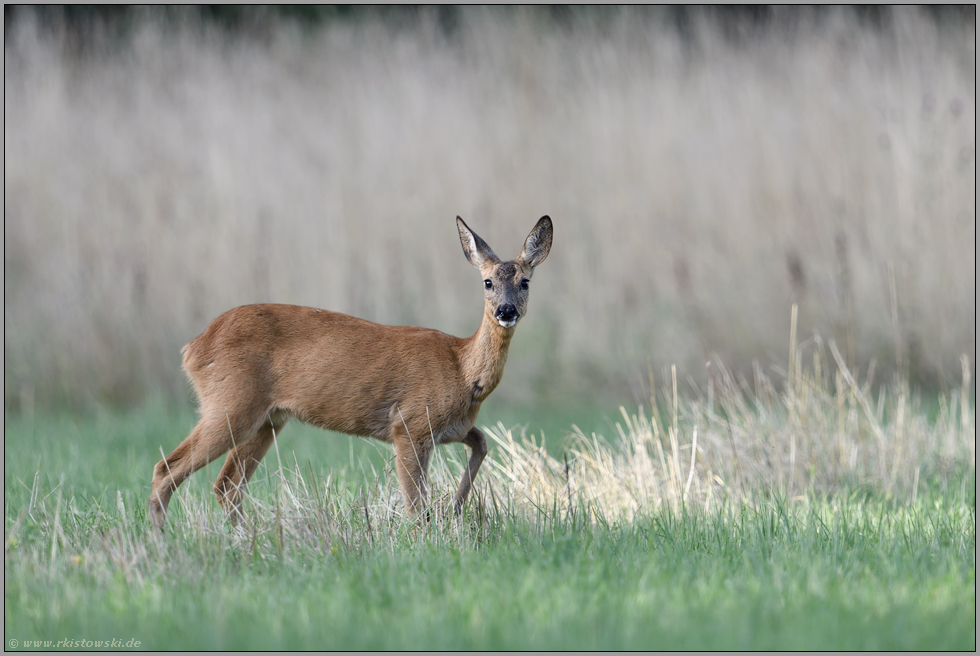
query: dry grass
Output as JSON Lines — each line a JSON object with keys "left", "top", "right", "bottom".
{"left": 487, "top": 341, "right": 975, "bottom": 523}
{"left": 4, "top": 7, "right": 976, "bottom": 409}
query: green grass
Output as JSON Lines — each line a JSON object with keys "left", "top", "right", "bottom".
{"left": 4, "top": 404, "right": 976, "bottom": 650}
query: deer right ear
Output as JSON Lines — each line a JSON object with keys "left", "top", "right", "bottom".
{"left": 457, "top": 216, "right": 499, "bottom": 268}
{"left": 517, "top": 215, "right": 553, "bottom": 269}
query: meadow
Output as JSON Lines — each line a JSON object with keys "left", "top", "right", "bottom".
{"left": 4, "top": 339, "right": 975, "bottom": 650}
{"left": 4, "top": 7, "right": 976, "bottom": 651}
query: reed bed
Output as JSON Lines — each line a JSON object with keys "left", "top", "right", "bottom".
{"left": 4, "top": 7, "right": 975, "bottom": 409}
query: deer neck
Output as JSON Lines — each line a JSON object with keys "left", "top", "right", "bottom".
{"left": 461, "top": 312, "right": 515, "bottom": 404}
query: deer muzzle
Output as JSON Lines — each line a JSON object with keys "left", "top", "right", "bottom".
{"left": 494, "top": 304, "right": 519, "bottom": 327}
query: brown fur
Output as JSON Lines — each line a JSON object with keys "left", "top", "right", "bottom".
{"left": 148, "top": 216, "right": 553, "bottom": 530}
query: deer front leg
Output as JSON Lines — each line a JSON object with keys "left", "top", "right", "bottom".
{"left": 452, "top": 426, "right": 488, "bottom": 515}
{"left": 392, "top": 423, "right": 432, "bottom": 516}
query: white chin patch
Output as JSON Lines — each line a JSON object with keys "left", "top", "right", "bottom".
{"left": 497, "top": 318, "right": 517, "bottom": 328}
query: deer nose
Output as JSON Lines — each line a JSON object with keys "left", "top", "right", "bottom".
{"left": 495, "top": 305, "right": 519, "bottom": 323}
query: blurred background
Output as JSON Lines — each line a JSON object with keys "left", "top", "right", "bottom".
{"left": 4, "top": 6, "right": 976, "bottom": 412}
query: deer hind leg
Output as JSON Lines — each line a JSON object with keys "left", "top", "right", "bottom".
{"left": 149, "top": 407, "right": 266, "bottom": 531}
{"left": 214, "top": 413, "right": 287, "bottom": 523}
{"left": 452, "top": 427, "right": 488, "bottom": 515}
{"left": 391, "top": 421, "right": 433, "bottom": 516}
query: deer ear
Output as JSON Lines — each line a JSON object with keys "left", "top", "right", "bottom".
{"left": 517, "top": 216, "right": 553, "bottom": 268}
{"left": 457, "top": 216, "right": 499, "bottom": 268}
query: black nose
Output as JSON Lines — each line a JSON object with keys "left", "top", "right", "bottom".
{"left": 495, "top": 305, "right": 519, "bottom": 322}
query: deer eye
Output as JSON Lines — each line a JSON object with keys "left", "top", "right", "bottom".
{"left": 484, "top": 279, "right": 493, "bottom": 290}
{"left": 520, "top": 279, "right": 530, "bottom": 291}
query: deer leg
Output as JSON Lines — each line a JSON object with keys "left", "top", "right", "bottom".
{"left": 391, "top": 422, "right": 433, "bottom": 516}
{"left": 214, "top": 415, "right": 285, "bottom": 523}
{"left": 149, "top": 409, "right": 264, "bottom": 531}
{"left": 452, "top": 426, "right": 488, "bottom": 514}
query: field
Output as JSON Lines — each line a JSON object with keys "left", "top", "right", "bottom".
{"left": 4, "top": 349, "right": 975, "bottom": 650}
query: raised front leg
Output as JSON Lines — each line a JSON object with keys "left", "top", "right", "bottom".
{"left": 452, "top": 426, "right": 488, "bottom": 514}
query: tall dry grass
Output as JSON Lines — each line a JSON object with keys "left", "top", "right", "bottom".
{"left": 487, "top": 335, "right": 975, "bottom": 523}
{"left": 4, "top": 7, "right": 975, "bottom": 409}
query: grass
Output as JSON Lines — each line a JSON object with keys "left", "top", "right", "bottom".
{"left": 4, "top": 462, "right": 975, "bottom": 650}
{"left": 4, "top": 346, "right": 975, "bottom": 650}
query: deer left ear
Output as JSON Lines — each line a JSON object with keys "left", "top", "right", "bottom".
{"left": 457, "top": 216, "right": 499, "bottom": 269}
{"left": 518, "top": 216, "right": 553, "bottom": 269}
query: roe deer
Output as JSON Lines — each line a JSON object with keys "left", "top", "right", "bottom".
{"left": 149, "top": 216, "right": 553, "bottom": 530}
